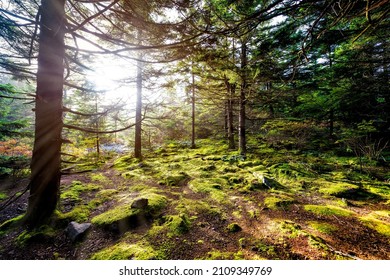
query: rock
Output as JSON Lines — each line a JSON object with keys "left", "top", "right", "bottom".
{"left": 131, "top": 198, "right": 149, "bottom": 209}
{"left": 253, "top": 172, "right": 273, "bottom": 189}
{"left": 65, "top": 221, "right": 91, "bottom": 242}
{"left": 227, "top": 223, "right": 242, "bottom": 233}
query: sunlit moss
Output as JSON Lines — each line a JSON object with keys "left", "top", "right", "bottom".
{"left": 57, "top": 205, "right": 91, "bottom": 223}
{"left": 0, "top": 214, "right": 24, "bottom": 232}
{"left": 90, "top": 241, "right": 158, "bottom": 260}
{"left": 96, "top": 188, "right": 118, "bottom": 200}
{"left": 90, "top": 173, "right": 110, "bottom": 183}
{"left": 164, "top": 214, "right": 191, "bottom": 237}
{"left": 366, "top": 184, "right": 390, "bottom": 199}
{"left": 307, "top": 234, "right": 328, "bottom": 251}
{"left": 279, "top": 220, "right": 304, "bottom": 238}
{"left": 308, "top": 221, "right": 338, "bottom": 234}
{"left": 92, "top": 191, "right": 167, "bottom": 227}
{"left": 264, "top": 195, "right": 296, "bottom": 210}
{"left": 304, "top": 204, "right": 354, "bottom": 217}
{"left": 188, "top": 178, "right": 228, "bottom": 204}
{"left": 112, "top": 155, "right": 140, "bottom": 170}
{"left": 314, "top": 179, "right": 359, "bottom": 196}
{"left": 60, "top": 181, "right": 101, "bottom": 202}
{"left": 201, "top": 250, "right": 245, "bottom": 260}
{"left": 360, "top": 213, "right": 390, "bottom": 237}
{"left": 250, "top": 240, "right": 277, "bottom": 258}
{"left": 174, "top": 198, "right": 223, "bottom": 218}
{"left": 91, "top": 204, "right": 140, "bottom": 226}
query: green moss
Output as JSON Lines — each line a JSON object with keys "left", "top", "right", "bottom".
{"left": 90, "top": 173, "right": 110, "bottom": 183}
{"left": 60, "top": 189, "right": 81, "bottom": 202}
{"left": 143, "top": 192, "right": 168, "bottom": 216}
{"left": 359, "top": 215, "right": 390, "bottom": 237}
{"left": 308, "top": 221, "right": 338, "bottom": 234}
{"left": 227, "top": 223, "right": 242, "bottom": 233}
{"left": 279, "top": 220, "right": 303, "bottom": 238}
{"left": 91, "top": 204, "right": 140, "bottom": 226}
{"left": 202, "top": 250, "right": 245, "bottom": 260}
{"left": 113, "top": 155, "right": 140, "bottom": 170}
{"left": 164, "top": 214, "right": 191, "bottom": 237}
{"left": 269, "top": 163, "right": 313, "bottom": 180}
{"left": 121, "top": 169, "right": 151, "bottom": 181}
{"left": 90, "top": 241, "right": 158, "bottom": 260}
{"left": 304, "top": 204, "right": 354, "bottom": 217}
{"left": 252, "top": 240, "right": 277, "bottom": 258}
{"left": 308, "top": 234, "right": 328, "bottom": 251}
{"left": 315, "top": 179, "right": 359, "bottom": 196}
{"left": 248, "top": 209, "right": 260, "bottom": 219}
{"left": 264, "top": 195, "right": 296, "bottom": 210}
{"left": 16, "top": 225, "right": 57, "bottom": 247}
{"left": 60, "top": 181, "right": 101, "bottom": 202}
{"left": 92, "top": 191, "right": 167, "bottom": 227}
{"left": 87, "top": 189, "right": 118, "bottom": 209}
{"left": 0, "top": 214, "right": 24, "bottom": 231}
{"left": 97, "top": 189, "right": 118, "bottom": 200}
{"left": 188, "top": 178, "right": 228, "bottom": 203}
{"left": 0, "top": 192, "right": 7, "bottom": 201}
{"left": 159, "top": 171, "right": 190, "bottom": 186}
{"left": 57, "top": 205, "right": 90, "bottom": 223}
{"left": 174, "top": 198, "right": 223, "bottom": 218}
{"left": 367, "top": 184, "right": 390, "bottom": 199}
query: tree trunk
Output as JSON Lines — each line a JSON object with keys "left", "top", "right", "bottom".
{"left": 224, "top": 76, "right": 235, "bottom": 150}
{"left": 191, "top": 62, "right": 196, "bottom": 149}
{"left": 24, "top": 0, "right": 66, "bottom": 228}
{"left": 134, "top": 30, "right": 143, "bottom": 159}
{"left": 239, "top": 39, "right": 247, "bottom": 156}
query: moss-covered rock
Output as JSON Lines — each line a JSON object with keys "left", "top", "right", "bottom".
{"left": 91, "top": 204, "right": 142, "bottom": 231}
{"left": 92, "top": 191, "right": 167, "bottom": 233}
{"left": 226, "top": 223, "right": 242, "bottom": 233}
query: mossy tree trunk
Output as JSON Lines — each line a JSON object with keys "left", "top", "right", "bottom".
{"left": 24, "top": 0, "right": 66, "bottom": 228}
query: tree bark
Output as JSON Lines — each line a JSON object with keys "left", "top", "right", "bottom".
{"left": 191, "top": 62, "right": 196, "bottom": 149}
{"left": 224, "top": 77, "right": 235, "bottom": 150}
{"left": 134, "top": 30, "right": 143, "bottom": 159}
{"left": 239, "top": 39, "right": 247, "bottom": 156}
{"left": 24, "top": 0, "right": 66, "bottom": 228}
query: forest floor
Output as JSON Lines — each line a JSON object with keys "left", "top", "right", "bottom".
{"left": 0, "top": 139, "right": 389, "bottom": 260}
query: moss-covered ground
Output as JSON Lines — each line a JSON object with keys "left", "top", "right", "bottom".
{"left": 0, "top": 139, "right": 389, "bottom": 259}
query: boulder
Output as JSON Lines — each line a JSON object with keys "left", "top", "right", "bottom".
{"left": 65, "top": 221, "right": 91, "bottom": 242}
{"left": 131, "top": 198, "right": 149, "bottom": 209}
